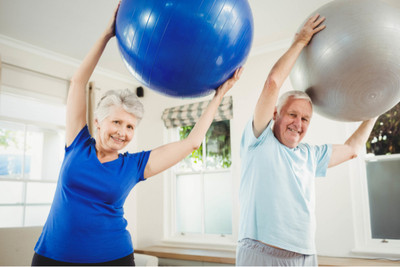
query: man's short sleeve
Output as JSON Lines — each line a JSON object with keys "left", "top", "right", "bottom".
{"left": 241, "top": 119, "right": 273, "bottom": 154}
{"left": 314, "top": 144, "right": 332, "bottom": 177}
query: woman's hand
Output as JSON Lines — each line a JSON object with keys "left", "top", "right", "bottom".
{"left": 215, "top": 67, "right": 244, "bottom": 98}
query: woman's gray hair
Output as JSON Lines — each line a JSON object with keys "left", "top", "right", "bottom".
{"left": 276, "top": 90, "right": 312, "bottom": 114}
{"left": 94, "top": 88, "right": 144, "bottom": 124}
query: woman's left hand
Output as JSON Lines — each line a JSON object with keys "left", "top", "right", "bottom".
{"left": 215, "top": 67, "right": 244, "bottom": 97}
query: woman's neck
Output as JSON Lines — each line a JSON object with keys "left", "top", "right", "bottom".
{"left": 95, "top": 143, "right": 119, "bottom": 163}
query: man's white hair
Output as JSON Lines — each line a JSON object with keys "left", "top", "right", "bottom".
{"left": 276, "top": 90, "right": 312, "bottom": 114}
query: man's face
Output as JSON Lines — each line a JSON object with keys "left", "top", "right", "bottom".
{"left": 273, "top": 97, "right": 312, "bottom": 148}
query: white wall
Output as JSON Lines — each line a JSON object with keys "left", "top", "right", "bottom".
{"left": 0, "top": 34, "right": 376, "bottom": 264}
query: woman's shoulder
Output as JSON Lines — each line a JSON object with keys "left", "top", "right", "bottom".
{"left": 66, "top": 125, "right": 94, "bottom": 151}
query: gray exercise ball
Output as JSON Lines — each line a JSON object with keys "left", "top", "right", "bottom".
{"left": 290, "top": 0, "right": 400, "bottom": 121}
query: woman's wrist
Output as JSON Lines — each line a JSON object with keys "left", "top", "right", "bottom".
{"left": 213, "top": 89, "right": 226, "bottom": 102}
{"left": 101, "top": 31, "right": 114, "bottom": 42}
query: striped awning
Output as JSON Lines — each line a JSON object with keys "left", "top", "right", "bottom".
{"left": 161, "top": 96, "right": 233, "bottom": 128}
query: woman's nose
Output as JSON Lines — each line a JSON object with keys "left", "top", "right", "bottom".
{"left": 116, "top": 128, "right": 122, "bottom": 136}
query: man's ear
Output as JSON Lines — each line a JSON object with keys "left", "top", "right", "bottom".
{"left": 273, "top": 107, "right": 278, "bottom": 121}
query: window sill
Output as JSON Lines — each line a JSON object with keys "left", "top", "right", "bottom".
{"left": 318, "top": 255, "right": 400, "bottom": 266}
{"left": 135, "top": 246, "right": 235, "bottom": 264}
{"left": 161, "top": 236, "right": 237, "bottom": 251}
{"left": 135, "top": 246, "right": 400, "bottom": 266}
{"left": 351, "top": 247, "right": 400, "bottom": 260}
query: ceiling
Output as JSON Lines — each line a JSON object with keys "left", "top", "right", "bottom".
{"left": 0, "top": 0, "right": 399, "bottom": 79}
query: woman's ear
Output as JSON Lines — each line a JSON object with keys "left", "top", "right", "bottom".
{"left": 94, "top": 118, "right": 100, "bottom": 129}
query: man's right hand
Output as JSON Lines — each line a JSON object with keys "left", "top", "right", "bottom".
{"left": 294, "top": 14, "right": 326, "bottom": 46}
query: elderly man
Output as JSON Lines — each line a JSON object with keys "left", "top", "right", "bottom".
{"left": 237, "top": 14, "right": 377, "bottom": 266}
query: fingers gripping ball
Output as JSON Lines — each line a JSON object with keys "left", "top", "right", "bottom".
{"left": 116, "top": 0, "right": 253, "bottom": 98}
{"left": 290, "top": 0, "right": 400, "bottom": 121}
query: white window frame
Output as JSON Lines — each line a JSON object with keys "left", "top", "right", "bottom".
{"left": 162, "top": 124, "right": 237, "bottom": 249}
{"left": 0, "top": 179, "right": 57, "bottom": 227}
{"left": 350, "top": 150, "right": 400, "bottom": 258}
{"left": 0, "top": 66, "right": 66, "bottom": 227}
{"left": 0, "top": 117, "right": 64, "bottom": 227}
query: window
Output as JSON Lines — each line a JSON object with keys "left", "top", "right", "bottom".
{"left": 353, "top": 102, "right": 400, "bottom": 256}
{"left": 0, "top": 60, "right": 68, "bottom": 227}
{"left": 366, "top": 102, "right": 400, "bottom": 156}
{"left": 365, "top": 156, "right": 400, "bottom": 240}
{"left": 365, "top": 102, "right": 400, "bottom": 242}
{"left": 0, "top": 120, "right": 64, "bottom": 227}
{"left": 161, "top": 96, "right": 235, "bottom": 246}
{"left": 168, "top": 120, "right": 233, "bottom": 241}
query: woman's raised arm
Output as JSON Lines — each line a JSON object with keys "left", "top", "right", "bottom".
{"left": 65, "top": 3, "right": 120, "bottom": 147}
{"left": 143, "top": 68, "right": 243, "bottom": 179}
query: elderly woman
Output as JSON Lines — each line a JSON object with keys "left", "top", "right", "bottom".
{"left": 31, "top": 3, "right": 242, "bottom": 266}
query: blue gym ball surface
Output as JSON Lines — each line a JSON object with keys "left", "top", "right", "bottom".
{"left": 116, "top": 0, "right": 254, "bottom": 97}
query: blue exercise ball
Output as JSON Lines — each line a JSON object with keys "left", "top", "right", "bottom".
{"left": 115, "top": 0, "right": 254, "bottom": 97}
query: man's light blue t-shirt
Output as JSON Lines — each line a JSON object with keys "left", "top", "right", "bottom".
{"left": 239, "top": 119, "right": 332, "bottom": 255}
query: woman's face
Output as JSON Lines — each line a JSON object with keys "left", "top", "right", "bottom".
{"left": 95, "top": 105, "right": 138, "bottom": 153}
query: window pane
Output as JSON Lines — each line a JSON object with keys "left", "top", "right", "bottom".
{"left": 204, "top": 172, "right": 232, "bottom": 235}
{"left": 366, "top": 158, "right": 400, "bottom": 239}
{"left": 25, "top": 126, "right": 64, "bottom": 181}
{"left": 42, "top": 129, "right": 64, "bottom": 181}
{"left": 26, "top": 182, "right": 57, "bottom": 204}
{"left": 24, "top": 205, "right": 51, "bottom": 226}
{"left": 0, "top": 206, "right": 23, "bottom": 227}
{"left": 366, "top": 102, "right": 400, "bottom": 155}
{"left": 0, "top": 121, "right": 25, "bottom": 178}
{"left": 176, "top": 174, "right": 202, "bottom": 234}
{"left": 0, "top": 121, "right": 64, "bottom": 181}
{"left": 0, "top": 181, "right": 24, "bottom": 204}
{"left": 177, "top": 125, "right": 203, "bottom": 171}
{"left": 24, "top": 129, "right": 43, "bottom": 179}
{"left": 206, "top": 120, "right": 231, "bottom": 169}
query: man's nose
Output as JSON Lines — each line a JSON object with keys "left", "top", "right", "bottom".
{"left": 293, "top": 117, "right": 302, "bottom": 127}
